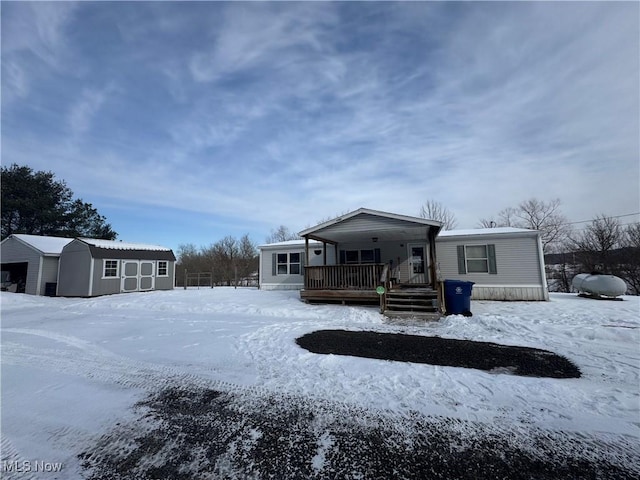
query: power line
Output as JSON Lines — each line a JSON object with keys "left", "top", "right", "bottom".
{"left": 564, "top": 212, "right": 640, "bottom": 226}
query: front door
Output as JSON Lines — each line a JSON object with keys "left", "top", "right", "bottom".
{"left": 407, "top": 244, "right": 428, "bottom": 284}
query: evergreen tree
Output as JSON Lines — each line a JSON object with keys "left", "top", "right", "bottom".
{"left": 1, "top": 164, "right": 117, "bottom": 240}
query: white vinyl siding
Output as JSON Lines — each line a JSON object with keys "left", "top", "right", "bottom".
{"left": 437, "top": 235, "right": 547, "bottom": 301}
{"left": 438, "top": 236, "right": 541, "bottom": 285}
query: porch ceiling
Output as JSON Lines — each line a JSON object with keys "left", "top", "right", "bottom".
{"left": 303, "top": 224, "right": 441, "bottom": 244}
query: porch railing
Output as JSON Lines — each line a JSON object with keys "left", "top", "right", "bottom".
{"left": 304, "top": 264, "right": 385, "bottom": 290}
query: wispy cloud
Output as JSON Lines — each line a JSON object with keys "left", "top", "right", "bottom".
{"left": 1, "top": 2, "right": 637, "bottom": 248}
{"left": 67, "top": 86, "right": 112, "bottom": 136}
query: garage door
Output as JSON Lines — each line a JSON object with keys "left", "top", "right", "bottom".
{"left": 121, "top": 260, "right": 155, "bottom": 292}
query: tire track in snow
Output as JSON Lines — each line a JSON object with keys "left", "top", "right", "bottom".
{"left": 1, "top": 328, "right": 261, "bottom": 397}
{"left": 0, "top": 437, "right": 39, "bottom": 480}
{"left": 3, "top": 327, "right": 639, "bottom": 478}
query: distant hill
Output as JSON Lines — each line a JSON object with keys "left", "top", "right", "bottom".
{"left": 544, "top": 247, "right": 639, "bottom": 265}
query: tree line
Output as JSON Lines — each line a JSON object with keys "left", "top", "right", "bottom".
{"left": 175, "top": 236, "right": 259, "bottom": 287}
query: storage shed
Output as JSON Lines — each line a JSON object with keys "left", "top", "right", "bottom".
{"left": 58, "top": 238, "right": 176, "bottom": 297}
{"left": 0, "top": 234, "right": 73, "bottom": 295}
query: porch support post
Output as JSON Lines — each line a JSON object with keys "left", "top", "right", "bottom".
{"left": 305, "top": 236, "right": 309, "bottom": 265}
{"left": 323, "top": 242, "right": 327, "bottom": 265}
{"left": 428, "top": 227, "right": 438, "bottom": 289}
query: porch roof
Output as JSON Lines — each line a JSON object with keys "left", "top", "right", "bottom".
{"left": 299, "top": 208, "right": 442, "bottom": 244}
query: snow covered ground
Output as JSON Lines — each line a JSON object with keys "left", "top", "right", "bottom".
{"left": 1, "top": 288, "right": 638, "bottom": 478}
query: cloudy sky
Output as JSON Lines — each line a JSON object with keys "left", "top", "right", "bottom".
{"left": 2, "top": 1, "right": 638, "bottom": 252}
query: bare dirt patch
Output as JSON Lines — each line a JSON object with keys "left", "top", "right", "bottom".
{"left": 296, "top": 330, "right": 581, "bottom": 378}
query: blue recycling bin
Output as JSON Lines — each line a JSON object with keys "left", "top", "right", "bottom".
{"left": 444, "top": 280, "right": 475, "bottom": 316}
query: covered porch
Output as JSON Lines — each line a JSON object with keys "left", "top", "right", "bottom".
{"left": 298, "top": 208, "right": 443, "bottom": 318}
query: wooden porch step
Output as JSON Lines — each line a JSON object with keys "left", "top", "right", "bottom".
{"left": 384, "top": 287, "right": 441, "bottom": 318}
{"left": 384, "top": 311, "right": 442, "bottom": 321}
{"left": 388, "top": 289, "right": 437, "bottom": 296}
{"left": 385, "top": 306, "right": 440, "bottom": 314}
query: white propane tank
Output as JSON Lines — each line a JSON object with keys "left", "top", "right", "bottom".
{"left": 572, "top": 273, "right": 627, "bottom": 298}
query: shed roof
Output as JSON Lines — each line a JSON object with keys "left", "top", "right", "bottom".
{"left": 78, "top": 238, "right": 173, "bottom": 251}
{"left": 7, "top": 234, "right": 74, "bottom": 256}
{"left": 76, "top": 238, "right": 176, "bottom": 261}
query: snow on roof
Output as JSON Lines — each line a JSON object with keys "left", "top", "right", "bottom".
{"left": 11, "top": 234, "right": 74, "bottom": 255}
{"left": 438, "top": 227, "right": 537, "bottom": 238}
{"left": 78, "top": 238, "right": 173, "bottom": 252}
{"left": 258, "top": 239, "right": 321, "bottom": 249}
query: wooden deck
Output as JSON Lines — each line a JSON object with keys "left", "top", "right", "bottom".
{"left": 300, "top": 288, "right": 380, "bottom": 305}
{"left": 304, "top": 264, "right": 384, "bottom": 291}
{"left": 301, "top": 264, "right": 442, "bottom": 318}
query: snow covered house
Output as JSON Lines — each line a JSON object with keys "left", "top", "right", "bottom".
{"left": 0, "top": 234, "right": 74, "bottom": 295}
{"left": 0, "top": 234, "right": 176, "bottom": 297}
{"left": 258, "top": 208, "right": 549, "bottom": 315}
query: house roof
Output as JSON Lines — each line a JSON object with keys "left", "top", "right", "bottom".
{"left": 299, "top": 208, "right": 442, "bottom": 244}
{"left": 258, "top": 239, "right": 322, "bottom": 249}
{"left": 437, "top": 227, "right": 538, "bottom": 239}
{"left": 7, "top": 234, "right": 74, "bottom": 256}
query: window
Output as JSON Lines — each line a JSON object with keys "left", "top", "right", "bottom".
{"left": 103, "top": 260, "right": 118, "bottom": 278}
{"left": 345, "top": 250, "right": 359, "bottom": 264}
{"left": 157, "top": 261, "right": 168, "bottom": 277}
{"left": 360, "top": 249, "right": 375, "bottom": 264}
{"left": 274, "top": 252, "right": 302, "bottom": 275}
{"left": 466, "top": 245, "right": 489, "bottom": 273}
{"left": 457, "top": 244, "right": 497, "bottom": 274}
{"left": 277, "top": 254, "right": 288, "bottom": 274}
{"left": 289, "top": 253, "right": 301, "bottom": 275}
{"left": 340, "top": 249, "right": 380, "bottom": 264}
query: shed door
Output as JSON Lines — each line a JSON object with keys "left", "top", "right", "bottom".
{"left": 121, "top": 261, "right": 139, "bottom": 292}
{"left": 121, "top": 260, "right": 156, "bottom": 292}
{"left": 139, "top": 261, "right": 155, "bottom": 291}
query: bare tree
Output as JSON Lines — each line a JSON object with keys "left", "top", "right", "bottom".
{"left": 619, "top": 223, "right": 640, "bottom": 294}
{"left": 572, "top": 215, "right": 624, "bottom": 273}
{"left": 479, "top": 198, "right": 571, "bottom": 253}
{"left": 175, "top": 243, "right": 202, "bottom": 287}
{"left": 418, "top": 200, "right": 458, "bottom": 230}
{"left": 265, "top": 225, "right": 299, "bottom": 243}
{"left": 545, "top": 240, "right": 578, "bottom": 293}
{"left": 237, "top": 234, "right": 259, "bottom": 283}
{"left": 515, "top": 199, "right": 571, "bottom": 252}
